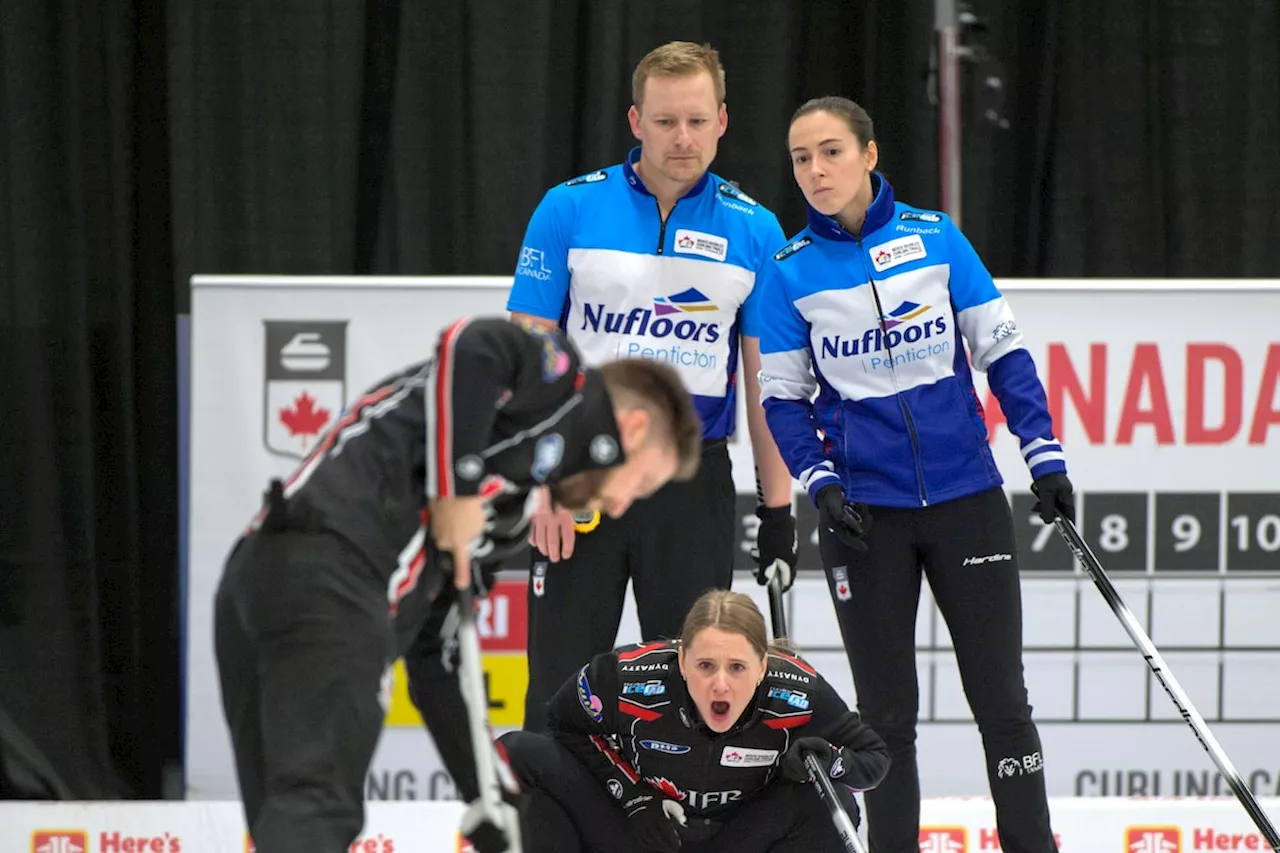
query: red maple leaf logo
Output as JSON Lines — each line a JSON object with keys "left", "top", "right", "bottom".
{"left": 279, "top": 391, "right": 331, "bottom": 450}
{"left": 646, "top": 776, "right": 685, "bottom": 800}
{"left": 837, "top": 583, "right": 849, "bottom": 597}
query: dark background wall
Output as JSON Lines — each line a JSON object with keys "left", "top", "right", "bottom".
{"left": 1, "top": 0, "right": 1277, "bottom": 798}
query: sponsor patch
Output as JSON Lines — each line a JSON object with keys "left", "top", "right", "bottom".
{"left": 773, "top": 236, "right": 812, "bottom": 261}
{"left": 869, "top": 235, "right": 928, "bottom": 272}
{"left": 577, "top": 666, "right": 603, "bottom": 722}
{"left": 766, "top": 687, "right": 810, "bottom": 710}
{"left": 717, "top": 182, "right": 758, "bottom": 206}
{"left": 530, "top": 433, "right": 564, "bottom": 483}
{"left": 900, "top": 210, "right": 942, "bottom": 222}
{"left": 565, "top": 170, "right": 608, "bottom": 186}
{"left": 720, "top": 746, "right": 779, "bottom": 767}
{"left": 641, "top": 739, "right": 692, "bottom": 755}
{"left": 590, "top": 434, "right": 618, "bottom": 465}
{"left": 832, "top": 566, "right": 851, "bottom": 601}
{"left": 622, "top": 680, "right": 666, "bottom": 696}
{"left": 672, "top": 228, "right": 728, "bottom": 262}
{"left": 517, "top": 246, "right": 553, "bottom": 282}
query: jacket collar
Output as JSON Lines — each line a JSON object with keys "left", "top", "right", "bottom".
{"left": 805, "top": 171, "right": 895, "bottom": 242}
{"left": 622, "top": 146, "right": 711, "bottom": 200}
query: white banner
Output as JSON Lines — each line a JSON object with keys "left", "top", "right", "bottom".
{"left": 6, "top": 798, "right": 1280, "bottom": 853}
{"left": 186, "top": 276, "right": 1280, "bottom": 802}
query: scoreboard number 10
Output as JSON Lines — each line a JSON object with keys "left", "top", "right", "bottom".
{"left": 1013, "top": 491, "right": 1280, "bottom": 573}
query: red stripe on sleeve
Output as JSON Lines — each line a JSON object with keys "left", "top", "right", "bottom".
{"left": 589, "top": 734, "right": 640, "bottom": 783}
{"left": 432, "top": 318, "right": 470, "bottom": 498}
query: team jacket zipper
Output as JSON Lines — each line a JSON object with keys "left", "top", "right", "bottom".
{"left": 854, "top": 233, "right": 930, "bottom": 507}
{"left": 655, "top": 199, "right": 673, "bottom": 253}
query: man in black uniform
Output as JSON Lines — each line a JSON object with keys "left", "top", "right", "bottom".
{"left": 212, "top": 316, "right": 703, "bottom": 853}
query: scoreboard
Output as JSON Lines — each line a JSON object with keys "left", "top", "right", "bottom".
{"left": 1012, "top": 490, "right": 1280, "bottom": 574}
{"left": 733, "top": 490, "right": 1280, "bottom": 575}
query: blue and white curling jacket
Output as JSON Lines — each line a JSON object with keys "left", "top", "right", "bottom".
{"left": 755, "top": 173, "right": 1067, "bottom": 509}
{"left": 506, "top": 147, "right": 786, "bottom": 440}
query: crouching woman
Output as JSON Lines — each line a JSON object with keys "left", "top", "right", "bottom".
{"left": 498, "top": 589, "right": 889, "bottom": 852}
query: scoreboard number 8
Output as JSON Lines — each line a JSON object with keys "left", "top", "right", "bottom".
{"left": 1098, "top": 514, "right": 1129, "bottom": 552}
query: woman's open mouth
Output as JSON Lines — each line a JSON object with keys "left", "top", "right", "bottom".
{"left": 710, "top": 700, "right": 731, "bottom": 718}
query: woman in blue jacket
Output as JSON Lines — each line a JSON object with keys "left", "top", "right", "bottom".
{"left": 753, "top": 96, "right": 1074, "bottom": 853}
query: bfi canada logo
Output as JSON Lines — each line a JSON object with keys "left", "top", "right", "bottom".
{"left": 1125, "top": 826, "right": 1180, "bottom": 852}
{"left": 31, "top": 832, "right": 87, "bottom": 853}
{"left": 263, "top": 321, "right": 347, "bottom": 459}
{"left": 919, "top": 827, "right": 966, "bottom": 852}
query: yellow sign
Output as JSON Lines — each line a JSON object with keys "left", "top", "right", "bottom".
{"left": 385, "top": 654, "right": 528, "bottom": 729}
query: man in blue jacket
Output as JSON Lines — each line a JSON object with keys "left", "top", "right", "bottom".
{"left": 506, "top": 41, "right": 798, "bottom": 735}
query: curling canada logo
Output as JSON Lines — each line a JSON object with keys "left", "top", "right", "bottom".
{"left": 263, "top": 321, "right": 347, "bottom": 459}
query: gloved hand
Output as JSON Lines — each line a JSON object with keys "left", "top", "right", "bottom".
{"left": 1031, "top": 472, "right": 1075, "bottom": 524}
{"left": 779, "top": 736, "right": 844, "bottom": 784}
{"left": 459, "top": 798, "right": 521, "bottom": 853}
{"left": 624, "top": 791, "right": 685, "bottom": 852}
{"left": 815, "top": 483, "right": 871, "bottom": 552}
{"left": 753, "top": 505, "right": 798, "bottom": 592}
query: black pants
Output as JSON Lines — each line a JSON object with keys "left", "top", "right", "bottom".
{"left": 499, "top": 731, "right": 858, "bottom": 853}
{"left": 819, "top": 486, "right": 1055, "bottom": 853}
{"left": 214, "top": 529, "right": 397, "bottom": 853}
{"left": 522, "top": 441, "right": 736, "bottom": 732}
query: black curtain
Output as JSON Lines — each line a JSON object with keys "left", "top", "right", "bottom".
{"left": 1, "top": 0, "right": 178, "bottom": 799}
{"left": 2, "top": 0, "right": 1277, "bottom": 799}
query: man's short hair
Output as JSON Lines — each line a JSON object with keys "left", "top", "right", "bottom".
{"left": 632, "top": 41, "right": 726, "bottom": 110}
{"left": 600, "top": 359, "right": 702, "bottom": 481}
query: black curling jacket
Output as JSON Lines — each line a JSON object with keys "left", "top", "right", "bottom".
{"left": 546, "top": 639, "right": 890, "bottom": 819}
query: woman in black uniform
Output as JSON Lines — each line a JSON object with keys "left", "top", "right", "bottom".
{"left": 499, "top": 589, "right": 889, "bottom": 852}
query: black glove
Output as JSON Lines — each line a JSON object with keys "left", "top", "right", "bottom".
{"left": 1031, "top": 472, "right": 1075, "bottom": 524}
{"left": 815, "top": 483, "right": 871, "bottom": 551}
{"left": 779, "top": 736, "right": 844, "bottom": 784}
{"left": 753, "top": 505, "right": 798, "bottom": 592}
{"left": 624, "top": 791, "right": 684, "bottom": 852}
